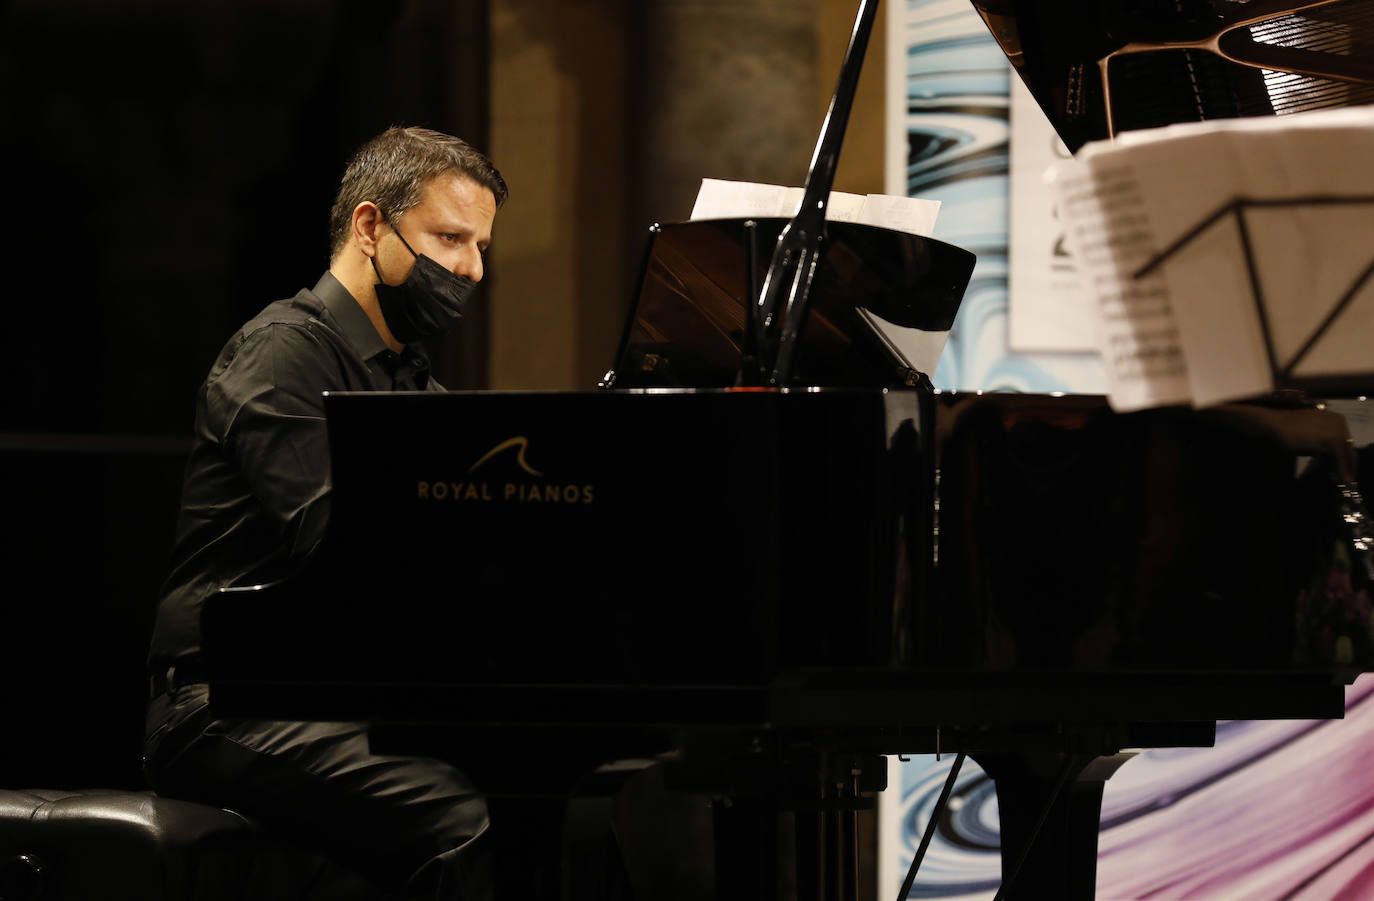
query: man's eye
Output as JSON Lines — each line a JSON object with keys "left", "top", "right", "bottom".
{"left": 441, "top": 233, "right": 461, "bottom": 243}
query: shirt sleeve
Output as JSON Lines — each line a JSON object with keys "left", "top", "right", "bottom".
{"left": 203, "top": 323, "right": 338, "bottom": 560}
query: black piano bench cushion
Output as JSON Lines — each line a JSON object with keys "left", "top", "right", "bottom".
{"left": 0, "top": 788, "right": 320, "bottom": 901}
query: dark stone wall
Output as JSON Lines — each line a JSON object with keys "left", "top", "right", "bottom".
{"left": 0, "top": 0, "right": 489, "bottom": 789}
{"left": 630, "top": 0, "right": 821, "bottom": 234}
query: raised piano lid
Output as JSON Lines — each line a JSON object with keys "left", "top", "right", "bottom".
{"left": 602, "top": 217, "right": 974, "bottom": 390}
{"left": 971, "top": 0, "right": 1374, "bottom": 152}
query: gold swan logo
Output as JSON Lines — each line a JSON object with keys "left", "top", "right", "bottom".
{"left": 467, "top": 436, "right": 544, "bottom": 477}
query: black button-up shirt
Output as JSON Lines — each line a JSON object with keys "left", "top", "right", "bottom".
{"left": 149, "top": 272, "right": 442, "bottom": 670}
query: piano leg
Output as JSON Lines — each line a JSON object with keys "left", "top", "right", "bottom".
{"left": 972, "top": 751, "right": 1137, "bottom": 901}
{"left": 714, "top": 797, "right": 782, "bottom": 901}
{"left": 703, "top": 752, "right": 875, "bottom": 901}
{"left": 837, "top": 803, "right": 859, "bottom": 901}
{"left": 796, "top": 806, "right": 821, "bottom": 901}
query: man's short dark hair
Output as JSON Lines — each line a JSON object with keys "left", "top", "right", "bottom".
{"left": 328, "top": 126, "right": 508, "bottom": 259}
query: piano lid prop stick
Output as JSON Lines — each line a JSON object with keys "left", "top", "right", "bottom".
{"left": 896, "top": 751, "right": 966, "bottom": 901}
{"left": 735, "top": 219, "right": 765, "bottom": 386}
{"left": 752, "top": 0, "right": 880, "bottom": 386}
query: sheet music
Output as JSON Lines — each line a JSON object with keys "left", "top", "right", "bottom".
{"left": 690, "top": 178, "right": 798, "bottom": 219}
{"left": 690, "top": 178, "right": 940, "bottom": 237}
{"left": 852, "top": 193, "right": 940, "bottom": 237}
{"left": 1052, "top": 164, "right": 1192, "bottom": 411}
{"left": 1048, "top": 105, "right": 1374, "bottom": 410}
{"left": 822, "top": 190, "right": 869, "bottom": 222}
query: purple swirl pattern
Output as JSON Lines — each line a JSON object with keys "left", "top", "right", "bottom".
{"left": 1098, "top": 676, "right": 1374, "bottom": 899}
{"left": 890, "top": 678, "right": 1374, "bottom": 899}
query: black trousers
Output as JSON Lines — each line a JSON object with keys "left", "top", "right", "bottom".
{"left": 143, "top": 684, "right": 492, "bottom": 900}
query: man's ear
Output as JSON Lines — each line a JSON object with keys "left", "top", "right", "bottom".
{"left": 351, "top": 202, "right": 386, "bottom": 257}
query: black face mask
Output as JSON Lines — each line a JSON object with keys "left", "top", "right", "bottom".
{"left": 371, "top": 227, "right": 476, "bottom": 345}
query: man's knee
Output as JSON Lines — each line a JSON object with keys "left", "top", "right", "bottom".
{"left": 405, "top": 823, "right": 494, "bottom": 901}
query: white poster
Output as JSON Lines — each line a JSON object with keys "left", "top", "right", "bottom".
{"left": 1007, "top": 76, "right": 1095, "bottom": 352}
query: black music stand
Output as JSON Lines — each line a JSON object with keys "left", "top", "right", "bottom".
{"left": 1132, "top": 194, "right": 1374, "bottom": 396}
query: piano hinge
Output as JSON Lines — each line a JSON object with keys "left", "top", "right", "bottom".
{"left": 1065, "top": 63, "right": 1085, "bottom": 119}
{"left": 932, "top": 467, "right": 941, "bottom": 567}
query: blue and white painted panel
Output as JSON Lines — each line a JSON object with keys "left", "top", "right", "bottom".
{"left": 880, "top": 2, "right": 1374, "bottom": 898}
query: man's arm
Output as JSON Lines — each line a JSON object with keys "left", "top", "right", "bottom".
{"left": 203, "top": 323, "right": 339, "bottom": 561}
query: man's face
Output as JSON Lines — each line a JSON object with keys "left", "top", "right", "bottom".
{"left": 380, "top": 172, "right": 497, "bottom": 285}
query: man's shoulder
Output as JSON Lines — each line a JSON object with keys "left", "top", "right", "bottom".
{"left": 208, "top": 290, "right": 339, "bottom": 381}
{"left": 241, "top": 288, "right": 329, "bottom": 335}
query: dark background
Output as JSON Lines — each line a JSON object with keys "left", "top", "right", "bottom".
{"left": 1, "top": 0, "right": 492, "bottom": 789}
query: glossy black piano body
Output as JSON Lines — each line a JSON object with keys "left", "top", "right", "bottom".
{"left": 927, "top": 392, "right": 1373, "bottom": 675}
{"left": 203, "top": 387, "right": 1371, "bottom": 723}
{"left": 207, "top": 386, "right": 928, "bottom": 708}
{"left": 201, "top": 387, "right": 1371, "bottom": 900}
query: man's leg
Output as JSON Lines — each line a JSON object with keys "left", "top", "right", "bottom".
{"left": 144, "top": 684, "right": 491, "bottom": 900}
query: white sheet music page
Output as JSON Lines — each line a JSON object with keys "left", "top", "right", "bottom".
{"left": 690, "top": 179, "right": 940, "bottom": 237}
{"left": 821, "top": 190, "right": 869, "bottom": 222}
{"left": 853, "top": 193, "right": 941, "bottom": 237}
{"left": 690, "top": 179, "right": 797, "bottom": 220}
{"left": 1049, "top": 160, "right": 1195, "bottom": 411}
{"left": 1048, "top": 105, "right": 1374, "bottom": 411}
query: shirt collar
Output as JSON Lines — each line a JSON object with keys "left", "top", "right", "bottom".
{"left": 312, "top": 272, "right": 432, "bottom": 381}
{"left": 312, "top": 271, "right": 392, "bottom": 363}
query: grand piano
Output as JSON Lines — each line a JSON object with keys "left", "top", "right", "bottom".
{"left": 201, "top": 1, "right": 1374, "bottom": 898}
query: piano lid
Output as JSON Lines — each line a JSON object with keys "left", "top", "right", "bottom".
{"left": 971, "top": 0, "right": 1374, "bottom": 152}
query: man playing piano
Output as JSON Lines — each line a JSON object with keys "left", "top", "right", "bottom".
{"left": 143, "top": 125, "right": 506, "bottom": 899}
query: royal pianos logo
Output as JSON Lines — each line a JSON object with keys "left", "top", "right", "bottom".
{"left": 416, "top": 436, "right": 595, "bottom": 505}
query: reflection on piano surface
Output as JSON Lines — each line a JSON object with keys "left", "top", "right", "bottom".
{"left": 607, "top": 219, "right": 970, "bottom": 390}
{"left": 202, "top": 0, "right": 1374, "bottom": 898}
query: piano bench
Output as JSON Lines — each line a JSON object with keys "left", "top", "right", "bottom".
{"left": 0, "top": 788, "right": 321, "bottom": 900}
